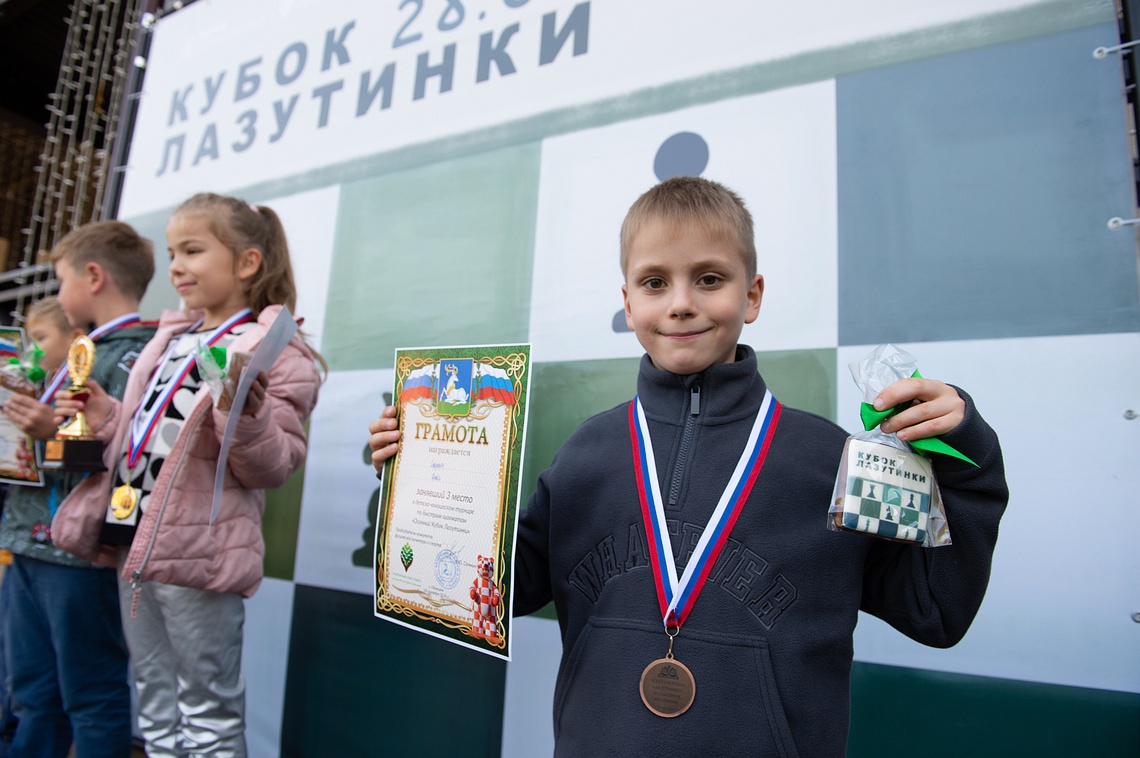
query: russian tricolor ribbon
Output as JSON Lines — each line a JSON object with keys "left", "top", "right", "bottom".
{"left": 38, "top": 312, "right": 142, "bottom": 404}
{"left": 126, "top": 308, "right": 252, "bottom": 468}
{"left": 629, "top": 389, "right": 781, "bottom": 629}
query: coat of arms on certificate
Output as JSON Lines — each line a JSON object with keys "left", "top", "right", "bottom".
{"left": 374, "top": 344, "right": 530, "bottom": 660}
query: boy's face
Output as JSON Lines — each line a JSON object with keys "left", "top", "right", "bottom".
{"left": 53, "top": 258, "right": 95, "bottom": 328}
{"left": 27, "top": 317, "right": 81, "bottom": 370}
{"left": 622, "top": 218, "right": 762, "bottom": 376}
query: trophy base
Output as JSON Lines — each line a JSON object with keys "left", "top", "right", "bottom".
{"left": 41, "top": 438, "right": 106, "bottom": 472}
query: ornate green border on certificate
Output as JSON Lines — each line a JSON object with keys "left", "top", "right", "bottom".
{"left": 0, "top": 327, "right": 44, "bottom": 488}
{"left": 374, "top": 343, "right": 530, "bottom": 660}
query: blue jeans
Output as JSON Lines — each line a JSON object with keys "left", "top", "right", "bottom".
{"left": 5, "top": 555, "right": 131, "bottom": 758}
{"left": 0, "top": 571, "right": 17, "bottom": 757}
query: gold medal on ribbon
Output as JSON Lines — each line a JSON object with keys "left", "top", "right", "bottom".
{"left": 110, "top": 484, "right": 138, "bottom": 520}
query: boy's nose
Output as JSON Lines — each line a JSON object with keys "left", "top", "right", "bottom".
{"left": 668, "top": 285, "right": 697, "bottom": 318}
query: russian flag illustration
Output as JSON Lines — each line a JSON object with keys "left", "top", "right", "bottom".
{"left": 473, "top": 365, "right": 515, "bottom": 405}
{"left": 399, "top": 364, "right": 436, "bottom": 402}
{"left": 0, "top": 339, "right": 19, "bottom": 359}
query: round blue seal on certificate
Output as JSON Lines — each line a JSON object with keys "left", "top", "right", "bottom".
{"left": 434, "top": 549, "right": 461, "bottom": 589}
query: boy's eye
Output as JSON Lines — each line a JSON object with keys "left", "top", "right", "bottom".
{"left": 644, "top": 277, "right": 666, "bottom": 290}
{"left": 698, "top": 274, "right": 722, "bottom": 287}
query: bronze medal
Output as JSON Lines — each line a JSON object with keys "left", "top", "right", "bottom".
{"left": 639, "top": 656, "right": 696, "bottom": 717}
{"left": 110, "top": 484, "right": 138, "bottom": 520}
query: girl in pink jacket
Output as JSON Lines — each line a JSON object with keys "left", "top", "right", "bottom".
{"left": 53, "top": 193, "right": 322, "bottom": 757}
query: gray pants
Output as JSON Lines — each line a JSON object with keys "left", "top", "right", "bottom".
{"left": 119, "top": 578, "right": 246, "bottom": 757}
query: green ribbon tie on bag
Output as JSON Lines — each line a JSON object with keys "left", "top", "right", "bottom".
{"left": 859, "top": 370, "right": 978, "bottom": 467}
{"left": 208, "top": 346, "right": 227, "bottom": 375}
{"left": 9, "top": 344, "right": 46, "bottom": 384}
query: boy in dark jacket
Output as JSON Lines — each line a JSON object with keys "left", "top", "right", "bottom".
{"left": 369, "top": 177, "right": 1008, "bottom": 757}
{"left": 0, "top": 221, "right": 156, "bottom": 757}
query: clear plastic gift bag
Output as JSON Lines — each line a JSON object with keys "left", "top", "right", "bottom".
{"left": 828, "top": 345, "right": 953, "bottom": 547}
{"left": 1, "top": 343, "right": 44, "bottom": 396}
{"left": 195, "top": 342, "right": 251, "bottom": 412}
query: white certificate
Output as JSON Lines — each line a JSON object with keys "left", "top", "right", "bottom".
{"left": 374, "top": 344, "right": 530, "bottom": 660}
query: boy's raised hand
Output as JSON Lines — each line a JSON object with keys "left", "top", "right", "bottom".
{"left": 53, "top": 379, "right": 112, "bottom": 430}
{"left": 874, "top": 377, "right": 965, "bottom": 442}
{"left": 2, "top": 394, "right": 61, "bottom": 441}
{"left": 368, "top": 405, "right": 401, "bottom": 473}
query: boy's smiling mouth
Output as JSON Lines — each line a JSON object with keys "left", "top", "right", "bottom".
{"left": 662, "top": 328, "right": 709, "bottom": 338}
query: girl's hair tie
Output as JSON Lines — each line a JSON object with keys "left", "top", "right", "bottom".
{"left": 249, "top": 203, "right": 259, "bottom": 214}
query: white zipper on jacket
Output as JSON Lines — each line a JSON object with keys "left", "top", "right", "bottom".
{"left": 127, "top": 401, "right": 209, "bottom": 616}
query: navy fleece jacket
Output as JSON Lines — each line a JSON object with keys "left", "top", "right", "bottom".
{"left": 514, "top": 345, "right": 1008, "bottom": 757}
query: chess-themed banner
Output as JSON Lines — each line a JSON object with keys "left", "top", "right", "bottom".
{"left": 120, "top": 0, "right": 1078, "bottom": 219}
{"left": 114, "top": 0, "right": 1139, "bottom": 755}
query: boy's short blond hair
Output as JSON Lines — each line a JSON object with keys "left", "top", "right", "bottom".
{"left": 619, "top": 176, "right": 757, "bottom": 279}
{"left": 25, "top": 296, "right": 73, "bottom": 332}
{"left": 50, "top": 220, "right": 155, "bottom": 302}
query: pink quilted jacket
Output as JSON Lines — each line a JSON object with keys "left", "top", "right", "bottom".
{"left": 52, "top": 305, "right": 321, "bottom": 597}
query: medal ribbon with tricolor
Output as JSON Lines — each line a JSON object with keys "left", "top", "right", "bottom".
{"left": 38, "top": 312, "right": 142, "bottom": 404}
{"left": 126, "top": 308, "right": 252, "bottom": 468}
{"left": 629, "top": 390, "right": 781, "bottom": 629}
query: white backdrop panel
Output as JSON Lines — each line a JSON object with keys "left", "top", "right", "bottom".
{"left": 529, "top": 81, "right": 838, "bottom": 364}
{"left": 838, "top": 334, "right": 1140, "bottom": 695}
{"left": 242, "top": 577, "right": 295, "bottom": 758}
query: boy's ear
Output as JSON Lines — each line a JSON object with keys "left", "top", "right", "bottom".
{"left": 744, "top": 274, "right": 764, "bottom": 324}
{"left": 622, "top": 283, "right": 635, "bottom": 331}
{"left": 85, "top": 262, "right": 107, "bottom": 293}
{"left": 235, "top": 247, "right": 263, "bottom": 281}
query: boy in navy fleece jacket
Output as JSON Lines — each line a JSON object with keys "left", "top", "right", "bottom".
{"left": 368, "top": 177, "right": 1007, "bottom": 757}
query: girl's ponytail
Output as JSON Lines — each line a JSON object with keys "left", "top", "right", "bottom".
{"left": 246, "top": 204, "right": 297, "bottom": 315}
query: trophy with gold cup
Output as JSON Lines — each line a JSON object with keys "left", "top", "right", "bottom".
{"left": 41, "top": 335, "right": 105, "bottom": 471}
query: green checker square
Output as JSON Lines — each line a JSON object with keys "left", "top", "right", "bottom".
{"left": 859, "top": 498, "right": 881, "bottom": 520}
{"left": 520, "top": 358, "right": 641, "bottom": 504}
{"left": 262, "top": 463, "right": 304, "bottom": 581}
{"left": 899, "top": 507, "right": 920, "bottom": 528}
{"left": 756, "top": 348, "right": 837, "bottom": 421}
{"left": 283, "top": 585, "right": 505, "bottom": 755}
{"left": 261, "top": 419, "right": 311, "bottom": 581}
{"left": 322, "top": 144, "right": 541, "bottom": 371}
{"left": 520, "top": 358, "right": 639, "bottom": 621}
